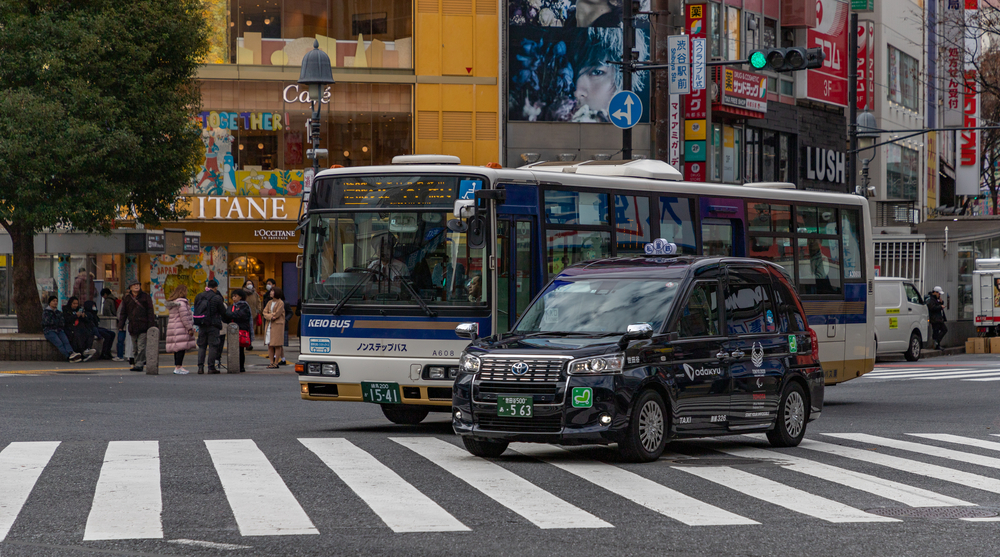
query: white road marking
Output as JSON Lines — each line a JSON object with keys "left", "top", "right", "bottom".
{"left": 83, "top": 441, "right": 162, "bottom": 540}
{"left": 963, "top": 376, "right": 1000, "bottom": 382}
{"left": 674, "top": 466, "right": 898, "bottom": 523}
{"left": 712, "top": 444, "right": 974, "bottom": 507}
{"left": 168, "top": 539, "right": 253, "bottom": 550}
{"left": 0, "top": 442, "right": 60, "bottom": 541}
{"left": 866, "top": 369, "right": 997, "bottom": 380}
{"left": 907, "top": 434, "right": 1000, "bottom": 453}
{"left": 300, "top": 438, "right": 469, "bottom": 533}
{"left": 797, "top": 439, "right": 1000, "bottom": 495}
{"left": 824, "top": 433, "right": 1000, "bottom": 470}
{"left": 205, "top": 440, "right": 318, "bottom": 536}
{"left": 866, "top": 368, "right": 973, "bottom": 377}
{"left": 391, "top": 437, "right": 611, "bottom": 529}
{"left": 511, "top": 444, "right": 757, "bottom": 526}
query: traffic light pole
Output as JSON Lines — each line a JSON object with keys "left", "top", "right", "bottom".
{"left": 622, "top": 0, "right": 634, "bottom": 160}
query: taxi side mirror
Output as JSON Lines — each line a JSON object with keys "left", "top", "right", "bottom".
{"left": 619, "top": 323, "right": 653, "bottom": 349}
{"left": 456, "top": 322, "right": 479, "bottom": 340}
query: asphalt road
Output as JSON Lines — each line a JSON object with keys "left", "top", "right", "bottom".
{"left": 1, "top": 354, "right": 999, "bottom": 557}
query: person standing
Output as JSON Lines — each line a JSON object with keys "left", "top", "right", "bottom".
{"left": 225, "top": 289, "right": 253, "bottom": 373}
{"left": 73, "top": 267, "right": 96, "bottom": 303}
{"left": 194, "top": 279, "right": 227, "bottom": 374}
{"left": 118, "top": 280, "right": 155, "bottom": 372}
{"left": 928, "top": 286, "right": 948, "bottom": 350}
{"left": 262, "top": 286, "right": 286, "bottom": 368}
{"left": 242, "top": 279, "right": 261, "bottom": 346}
{"left": 165, "top": 285, "right": 196, "bottom": 375}
{"left": 101, "top": 289, "right": 125, "bottom": 362}
{"left": 43, "top": 296, "right": 81, "bottom": 362}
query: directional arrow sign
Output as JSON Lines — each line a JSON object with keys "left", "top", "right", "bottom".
{"left": 609, "top": 90, "right": 642, "bottom": 130}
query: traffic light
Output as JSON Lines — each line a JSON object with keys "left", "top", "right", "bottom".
{"left": 747, "top": 47, "right": 825, "bottom": 72}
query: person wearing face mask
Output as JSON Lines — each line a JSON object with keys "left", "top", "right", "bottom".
{"left": 242, "top": 279, "right": 261, "bottom": 347}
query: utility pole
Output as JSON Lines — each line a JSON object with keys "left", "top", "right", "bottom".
{"left": 653, "top": 0, "right": 671, "bottom": 162}
{"left": 848, "top": 12, "right": 859, "bottom": 195}
{"left": 622, "top": 0, "right": 635, "bottom": 159}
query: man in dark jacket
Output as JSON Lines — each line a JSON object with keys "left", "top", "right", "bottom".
{"left": 118, "top": 280, "right": 156, "bottom": 372}
{"left": 927, "top": 286, "right": 948, "bottom": 350}
{"left": 84, "top": 300, "right": 116, "bottom": 360}
{"left": 195, "top": 278, "right": 229, "bottom": 374}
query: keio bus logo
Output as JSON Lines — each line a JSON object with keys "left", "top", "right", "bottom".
{"left": 307, "top": 319, "right": 353, "bottom": 331}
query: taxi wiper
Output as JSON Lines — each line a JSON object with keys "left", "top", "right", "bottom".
{"left": 515, "top": 331, "right": 621, "bottom": 338}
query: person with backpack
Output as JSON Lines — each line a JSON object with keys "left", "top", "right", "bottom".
{"left": 118, "top": 280, "right": 156, "bottom": 372}
{"left": 194, "top": 279, "right": 228, "bottom": 374}
{"left": 927, "top": 286, "right": 948, "bottom": 350}
{"left": 165, "top": 285, "right": 197, "bottom": 374}
{"left": 225, "top": 289, "right": 253, "bottom": 373}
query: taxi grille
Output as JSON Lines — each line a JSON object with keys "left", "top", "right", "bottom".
{"left": 476, "top": 414, "right": 563, "bottom": 433}
{"left": 478, "top": 358, "right": 564, "bottom": 382}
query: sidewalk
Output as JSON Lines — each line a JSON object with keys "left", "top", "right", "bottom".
{"left": 0, "top": 339, "right": 300, "bottom": 376}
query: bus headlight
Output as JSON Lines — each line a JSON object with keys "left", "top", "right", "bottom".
{"left": 568, "top": 354, "right": 624, "bottom": 375}
{"left": 459, "top": 353, "right": 481, "bottom": 373}
{"left": 307, "top": 363, "right": 322, "bottom": 375}
{"left": 321, "top": 363, "right": 339, "bottom": 376}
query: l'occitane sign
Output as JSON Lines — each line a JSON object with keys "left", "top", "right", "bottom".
{"left": 179, "top": 196, "right": 302, "bottom": 221}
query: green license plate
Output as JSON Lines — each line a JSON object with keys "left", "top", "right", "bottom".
{"left": 497, "top": 395, "right": 533, "bottom": 418}
{"left": 361, "top": 382, "right": 401, "bottom": 404}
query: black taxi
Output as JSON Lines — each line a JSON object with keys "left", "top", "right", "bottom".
{"left": 452, "top": 240, "right": 824, "bottom": 462}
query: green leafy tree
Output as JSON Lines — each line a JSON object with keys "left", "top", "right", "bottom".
{"left": 0, "top": 0, "right": 208, "bottom": 333}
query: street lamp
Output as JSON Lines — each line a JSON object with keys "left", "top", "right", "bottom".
{"left": 856, "top": 110, "right": 880, "bottom": 197}
{"left": 298, "top": 40, "right": 334, "bottom": 180}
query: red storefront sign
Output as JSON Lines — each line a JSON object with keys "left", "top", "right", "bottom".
{"left": 684, "top": 4, "right": 707, "bottom": 120}
{"left": 715, "top": 67, "right": 768, "bottom": 115}
{"left": 856, "top": 21, "right": 873, "bottom": 111}
{"left": 806, "top": 0, "right": 849, "bottom": 107}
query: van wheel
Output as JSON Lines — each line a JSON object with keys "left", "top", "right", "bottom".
{"left": 381, "top": 405, "right": 429, "bottom": 425}
{"left": 767, "top": 382, "right": 807, "bottom": 448}
{"left": 904, "top": 332, "right": 922, "bottom": 361}
{"left": 618, "top": 390, "right": 667, "bottom": 463}
{"left": 462, "top": 437, "right": 509, "bottom": 458}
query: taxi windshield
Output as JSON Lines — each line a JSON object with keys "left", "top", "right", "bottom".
{"left": 514, "top": 277, "right": 680, "bottom": 335}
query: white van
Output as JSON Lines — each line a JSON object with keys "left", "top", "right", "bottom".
{"left": 873, "top": 277, "right": 930, "bottom": 361}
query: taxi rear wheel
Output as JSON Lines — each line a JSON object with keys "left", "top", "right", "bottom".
{"left": 766, "top": 382, "right": 807, "bottom": 447}
{"left": 381, "top": 405, "right": 430, "bottom": 425}
{"left": 462, "top": 437, "right": 509, "bottom": 458}
{"left": 618, "top": 389, "right": 667, "bottom": 463}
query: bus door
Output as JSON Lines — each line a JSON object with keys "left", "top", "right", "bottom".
{"left": 700, "top": 197, "right": 746, "bottom": 257}
{"left": 497, "top": 184, "right": 541, "bottom": 333}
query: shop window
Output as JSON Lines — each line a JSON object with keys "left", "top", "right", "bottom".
{"left": 205, "top": 0, "right": 413, "bottom": 69}
{"left": 711, "top": 123, "right": 723, "bottom": 181}
{"left": 886, "top": 144, "right": 919, "bottom": 200}
{"left": 888, "top": 46, "right": 919, "bottom": 111}
{"left": 658, "top": 197, "right": 697, "bottom": 254}
{"left": 725, "top": 7, "right": 741, "bottom": 60}
{"left": 615, "top": 195, "right": 651, "bottom": 255}
{"left": 710, "top": 3, "right": 721, "bottom": 58}
{"left": 745, "top": 128, "right": 760, "bottom": 182}
{"left": 780, "top": 79, "right": 793, "bottom": 96}
{"left": 544, "top": 190, "right": 609, "bottom": 225}
{"left": 763, "top": 18, "right": 777, "bottom": 48}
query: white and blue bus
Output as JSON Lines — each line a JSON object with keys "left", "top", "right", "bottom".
{"left": 296, "top": 156, "right": 874, "bottom": 424}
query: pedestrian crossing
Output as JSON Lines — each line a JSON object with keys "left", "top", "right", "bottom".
{"left": 1, "top": 432, "right": 999, "bottom": 542}
{"left": 865, "top": 366, "right": 1000, "bottom": 381}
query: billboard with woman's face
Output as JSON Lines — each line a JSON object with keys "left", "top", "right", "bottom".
{"left": 507, "top": 0, "right": 650, "bottom": 123}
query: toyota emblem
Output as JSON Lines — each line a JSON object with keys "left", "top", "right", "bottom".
{"left": 511, "top": 362, "right": 530, "bottom": 376}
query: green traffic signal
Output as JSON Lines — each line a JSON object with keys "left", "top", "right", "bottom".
{"left": 746, "top": 47, "right": 824, "bottom": 72}
{"left": 749, "top": 50, "right": 767, "bottom": 70}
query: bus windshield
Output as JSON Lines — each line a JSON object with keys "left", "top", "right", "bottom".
{"left": 514, "top": 278, "right": 681, "bottom": 334}
{"left": 303, "top": 211, "right": 487, "bottom": 307}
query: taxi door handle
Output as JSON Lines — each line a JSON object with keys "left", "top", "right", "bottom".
{"left": 730, "top": 350, "right": 745, "bottom": 359}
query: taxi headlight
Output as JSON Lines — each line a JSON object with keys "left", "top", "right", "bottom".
{"left": 568, "top": 354, "right": 625, "bottom": 375}
{"left": 459, "top": 353, "right": 481, "bottom": 373}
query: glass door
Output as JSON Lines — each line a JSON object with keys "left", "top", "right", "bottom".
{"left": 495, "top": 217, "right": 537, "bottom": 333}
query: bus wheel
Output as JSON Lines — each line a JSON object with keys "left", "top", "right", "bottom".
{"left": 462, "top": 437, "right": 509, "bottom": 458}
{"left": 618, "top": 389, "right": 667, "bottom": 463}
{"left": 767, "top": 382, "right": 807, "bottom": 448}
{"left": 381, "top": 405, "right": 430, "bottom": 425}
{"left": 904, "top": 332, "right": 922, "bottom": 361}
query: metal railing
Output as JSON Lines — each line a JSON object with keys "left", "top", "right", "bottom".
{"left": 874, "top": 238, "right": 926, "bottom": 293}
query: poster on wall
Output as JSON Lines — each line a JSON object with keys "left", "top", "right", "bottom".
{"left": 806, "top": 0, "right": 849, "bottom": 107}
{"left": 150, "top": 246, "right": 229, "bottom": 316}
{"left": 188, "top": 118, "right": 306, "bottom": 196}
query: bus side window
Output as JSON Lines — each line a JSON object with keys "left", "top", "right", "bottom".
{"left": 841, "top": 208, "right": 863, "bottom": 280}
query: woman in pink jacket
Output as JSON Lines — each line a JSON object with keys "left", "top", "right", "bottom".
{"left": 165, "top": 285, "right": 197, "bottom": 375}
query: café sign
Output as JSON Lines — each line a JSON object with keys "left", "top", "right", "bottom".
{"left": 283, "top": 84, "right": 333, "bottom": 105}
{"left": 181, "top": 196, "right": 302, "bottom": 221}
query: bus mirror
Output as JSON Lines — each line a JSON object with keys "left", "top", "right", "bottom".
{"left": 467, "top": 215, "right": 487, "bottom": 249}
{"left": 454, "top": 199, "right": 475, "bottom": 219}
{"left": 447, "top": 219, "right": 468, "bottom": 233}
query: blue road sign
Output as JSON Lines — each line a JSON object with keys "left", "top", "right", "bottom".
{"left": 609, "top": 90, "right": 642, "bottom": 130}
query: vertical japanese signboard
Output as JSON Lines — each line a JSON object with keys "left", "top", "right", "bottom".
{"left": 691, "top": 38, "right": 707, "bottom": 91}
{"left": 943, "top": 0, "right": 964, "bottom": 126}
{"left": 668, "top": 35, "right": 691, "bottom": 95}
{"left": 668, "top": 95, "right": 682, "bottom": 169}
{"left": 856, "top": 21, "right": 874, "bottom": 110}
{"left": 956, "top": 0, "right": 980, "bottom": 195}
{"left": 806, "top": 0, "right": 849, "bottom": 107}
{"left": 684, "top": 4, "right": 707, "bottom": 182}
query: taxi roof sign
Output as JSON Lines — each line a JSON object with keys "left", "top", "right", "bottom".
{"left": 644, "top": 239, "right": 678, "bottom": 256}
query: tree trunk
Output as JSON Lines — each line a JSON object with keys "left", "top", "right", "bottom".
{"left": 4, "top": 223, "right": 42, "bottom": 334}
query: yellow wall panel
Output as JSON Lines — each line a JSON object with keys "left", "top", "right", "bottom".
{"left": 474, "top": 140, "right": 499, "bottom": 166}
{"left": 416, "top": 83, "right": 441, "bottom": 111}
{"left": 442, "top": 84, "right": 474, "bottom": 112}
{"left": 442, "top": 16, "right": 474, "bottom": 75}
{"left": 443, "top": 141, "right": 474, "bottom": 163}
{"left": 417, "top": 139, "right": 443, "bottom": 155}
{"left": 475, "top": 85, "right": 498, "bottom": 112}
{"left": 415, "top": 14, "right": 441, "bottom": 75}
{"left": 474, "top": 16, "right": 498, "bottom": 78}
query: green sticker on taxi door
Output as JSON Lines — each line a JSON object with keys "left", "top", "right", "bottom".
{"left": 572, "top": 387, "right": 593, "bottom": 408}
{"left": 788, "top": 335, "right": 798, "bottom": 353}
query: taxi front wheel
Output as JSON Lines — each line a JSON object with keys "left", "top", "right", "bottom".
{"left": 618, "top": 389, "right": 668, "bottom": 463}
{"left": 462, "top": 437, "right": 509, "bottom": 458}
{"left": 767, "top": 382, "right": 807, "bottom": 448}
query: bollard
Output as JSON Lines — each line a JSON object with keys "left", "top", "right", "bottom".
{"left": 145, "top": 327, "right": 159, "bottom": 375}
{"left": 226, "top": 323, "right": 240, "bottom": 373}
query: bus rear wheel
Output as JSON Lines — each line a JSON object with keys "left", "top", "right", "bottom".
{"left": 381, "top": 405, "right": 430, "bottom": 425}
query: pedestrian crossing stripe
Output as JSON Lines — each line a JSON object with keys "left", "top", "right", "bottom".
{"left": 865, "top": 367, "right": 1000, "bottom": 381}
{"left": 2, "top": 434, "right": 1000, "bottom": 542}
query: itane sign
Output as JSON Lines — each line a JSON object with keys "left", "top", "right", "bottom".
{"left": 180, "top": 196, "right": 302, "bottom": 221}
